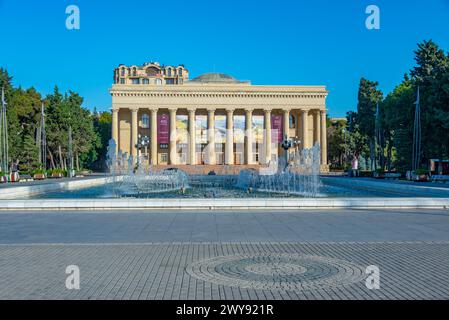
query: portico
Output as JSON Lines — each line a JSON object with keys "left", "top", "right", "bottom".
{"left": 110, "top": 68, "right": 329, "bottom": 172}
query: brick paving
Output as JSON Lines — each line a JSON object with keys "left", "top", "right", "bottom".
{"left": 0, "top": 242, "right": 448, "bottom": 300}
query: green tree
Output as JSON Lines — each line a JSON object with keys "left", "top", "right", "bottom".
{"left": 327, "top": 119, "right": 348, "bottom": 169}
{"left": 45, "top": 87, "right": 100, "bottom": 170}
{"left": 382, "top": 75, "right": 415, "bottom": 172}
{"left": 410, "top": 40, "right": 449, "bottom": 164}
{"left": 91, "top": 110, "right": 111, "bottom": 171}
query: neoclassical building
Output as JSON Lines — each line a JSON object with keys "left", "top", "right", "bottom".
{"left": 110, "top": 61, "right": 329, "bottom": 172}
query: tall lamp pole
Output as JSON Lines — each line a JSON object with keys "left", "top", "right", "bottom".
{"left": 0, "top": 87, "right": 9, "bottom": 175}
{"left": 280, "top": 135, "right": 300, "bottom": 171}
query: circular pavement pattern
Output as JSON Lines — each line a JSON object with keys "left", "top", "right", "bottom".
{"left": 186, "top": 254, "right": 366, "bottom": 291}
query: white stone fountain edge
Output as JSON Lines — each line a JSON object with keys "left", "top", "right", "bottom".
{"left": 0, "top": 198, "right": 448, "bottom": 210}
{"left": 0, "top": 177, "right": 111, "bottom": 200}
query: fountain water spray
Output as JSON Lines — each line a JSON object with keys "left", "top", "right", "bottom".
{"left": 106, "top": 139, "right": 188, "bottom": 197}
{"left": 236, "top": 143, "right": 321, "bottom": 197}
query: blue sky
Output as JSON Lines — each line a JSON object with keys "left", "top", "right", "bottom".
{"left": 0, "top": 0, "right": 448, "bottom": 117}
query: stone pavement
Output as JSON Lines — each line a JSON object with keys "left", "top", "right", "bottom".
{"left": 1, "top": 209, "right": 449, "bottom": 243}
{"left": 0, "top": 242, "right": 448, "bottom": 299}
{"left": 0, "top": 209, "right": 448, "bottom": 300}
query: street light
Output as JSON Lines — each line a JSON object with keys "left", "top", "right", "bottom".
{"left": 136, "top": 134, "right": 150, "bottom": 167}
{"left": 280, "top": 135, "right": 301, "bottom": 170}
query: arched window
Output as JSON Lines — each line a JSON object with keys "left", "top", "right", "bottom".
{"left": 167, "top": 68, "right": 172, "bottom": 77}
{"left": 155, "top": 78, "right": 162, "bottom": 85}
{"left": 178, "top": 68, "right": 183, "bottom": 76}
{"left": 142, "top": 78, "right": 149, "bottom": 84}
{"left": 120, "top": 68, "right": 125, "bottom": 76}
{"left": 146, "top": 66, "right": 159, "bottom": 76}
{"left": 141, "top": 114, "right": 149, "bottom": 128}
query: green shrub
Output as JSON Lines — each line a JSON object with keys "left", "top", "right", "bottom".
{"left": 33, "top": 168, "right": 46, "bottom": 175}
{"left": 414, "top": 168, "right": 429, "bottom": 175}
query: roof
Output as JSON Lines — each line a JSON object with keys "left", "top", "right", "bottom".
{"left": 190, "top": 73, "right": 246, "bottom": 84}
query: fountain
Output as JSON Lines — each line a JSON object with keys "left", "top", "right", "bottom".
{"left": 236, "top": 143, "right": 321, "bottom": 197}
{"left": 106, "top": 139, "right": 189, "bottom": 197}
{"left": 106, "top": 138, "right": 321, "bottom": 198}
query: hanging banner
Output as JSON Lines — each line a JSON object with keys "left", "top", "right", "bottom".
{"left": 157, "top": 114, "right": 169, "bottom": 144}
{"left": 271, "top": 114, "right": 283, "bottom": 143}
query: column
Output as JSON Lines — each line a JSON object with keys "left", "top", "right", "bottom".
{"left": 313, "top": 109, "right": 321, "bottom": 146}
{"left": 245, "top": 108, "right": 253, "bottom": 165}
{"left": 131, "top": 108, "right": 138, "bottom": 161}
{"left": 264, "top": 109, "right": 272, "bottom": 164}
{"left": 150, "top": 108, "right": 158, "bottom": 165}
{"left": 283, "top": 109, "right": 290, "bottom": 160}
{"left": 301, "top": 110, "right": 308, "bottom": 149}
{"left": 207, "top": 108, "right": 216, "bottom": 165}
{"left": 112, "top": 108, "right": 119, "bottom": 152}
{"left": 188, "top": 108, "right": 196, "bottom": 165}
{"left": 225, "top": 109, "right": 234, "bottom": 165}
{"left": 320, "top": 110, "right": 328, "bottom": 165}
{"left": 283, "top": 109, "right": 290, "bottom": 140}
{"left": 169, "top": 108, "right": 178, "bottom": 165}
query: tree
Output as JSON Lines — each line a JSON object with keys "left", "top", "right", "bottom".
{"left": 353, "top": 78, "right": 383, "bottom": 170}
{"left": 327, "top": 119, "right": 348, "bottom": 169}
{"left": 356, "top": 78, "right": 383, "bottom": 139}
{"left": 45, "top": 87, "right": 100, "bottom": 171}
{"left": 410, "top": 40, "right": 449, "bottom": 165}
{"left": 382, "top": 75, "right": 415, "bottom": 172}
{"left": 90, "top": 110, "right": 111, "bottom": 171}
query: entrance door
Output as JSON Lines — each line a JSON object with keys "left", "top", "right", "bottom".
{"left": 158, "top": 153, "right": 168, "bottom": 165}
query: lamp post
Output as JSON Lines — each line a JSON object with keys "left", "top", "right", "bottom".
{"left": 136, "top": 134, "right": 150, "bottom": 168}
{"left": 342, "top": 128, "right": 347, "bottom": 167}
{"left": 280, "top": 135, "right": 300, "bottom": 171}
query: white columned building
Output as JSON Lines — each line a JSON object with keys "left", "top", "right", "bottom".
{"left": 110, "top": 62, "right": 329, "bottom": 172}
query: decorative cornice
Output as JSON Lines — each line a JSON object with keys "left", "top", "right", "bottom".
{"left": 109, "top": 85, "right": 328, "bottom": 100}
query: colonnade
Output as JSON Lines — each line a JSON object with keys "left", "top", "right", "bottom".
{"left": 111, "top": 107, "right": 328, "bottom": 166}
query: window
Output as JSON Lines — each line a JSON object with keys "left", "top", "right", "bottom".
{"left": 155, "top": 78, "right": 162, "bottom": 85}
{"left": 290, "top": 114, "right": 296, "bottom": 128}
{"left": 146, "top": 66, "right": 159, "bottom": 76}
{"left": 179, "top": 68, "right": 183, "bottom": 76}
{"left": 166, "top": 78, "right": 174, "bottom": 85}
{"left": 167, "top": 68, "right": 172, "bottom": 77}
{"left": 120, "top": 68, "right": 125, "bottom": 76}
{"left": 131, "top": 78, "right": 140, "bottom": 84}
{"left": 120, "top": 78, "right": 125, "bottom": 84}
{"left": 141, "top": 114, "right": 149, "bottom": 128}
{"left": 179, "top": 78, "right": 183, "bottom": 84}
{"left": 142, "top": 78, "right": 149, "bottom": 84}
{"left": 132, "top": 68, "right": 137, "bottom": 76}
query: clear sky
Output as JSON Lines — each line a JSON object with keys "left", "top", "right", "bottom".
{"left": 0, "top": 0, "right": 448, "bottom": 117}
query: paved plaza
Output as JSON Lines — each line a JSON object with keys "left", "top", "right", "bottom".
{"left": 0, "top": 209, "right": 449, "bottom": 299}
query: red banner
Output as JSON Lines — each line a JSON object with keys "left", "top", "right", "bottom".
{"left": 271, "top": 114, "right": 283, "bottom": 143}
{"left": 157, "top": 114, "right": 169, "bottom": 144}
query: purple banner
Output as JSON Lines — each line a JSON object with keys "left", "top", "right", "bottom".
{"left": 271, "top": 114, "right": 283, "bottom": 143}
{"left": 157, "top": 114, "right": 169, "bottom": 144}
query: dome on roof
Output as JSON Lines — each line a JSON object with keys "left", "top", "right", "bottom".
{"left": 190, "top": 73, "right": 242, "bottom": 83}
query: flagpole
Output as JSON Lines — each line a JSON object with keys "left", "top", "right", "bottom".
{"left": 1, "top": 86, "right": 9, "bottom": 174}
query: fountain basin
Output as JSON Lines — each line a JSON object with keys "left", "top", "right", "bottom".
{"left": 0, "top": 197, "right": 448, "bottom": 210}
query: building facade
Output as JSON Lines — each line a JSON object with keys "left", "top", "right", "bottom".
{"left": 110, "top": 62, "right": 329, "bottom": 172}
